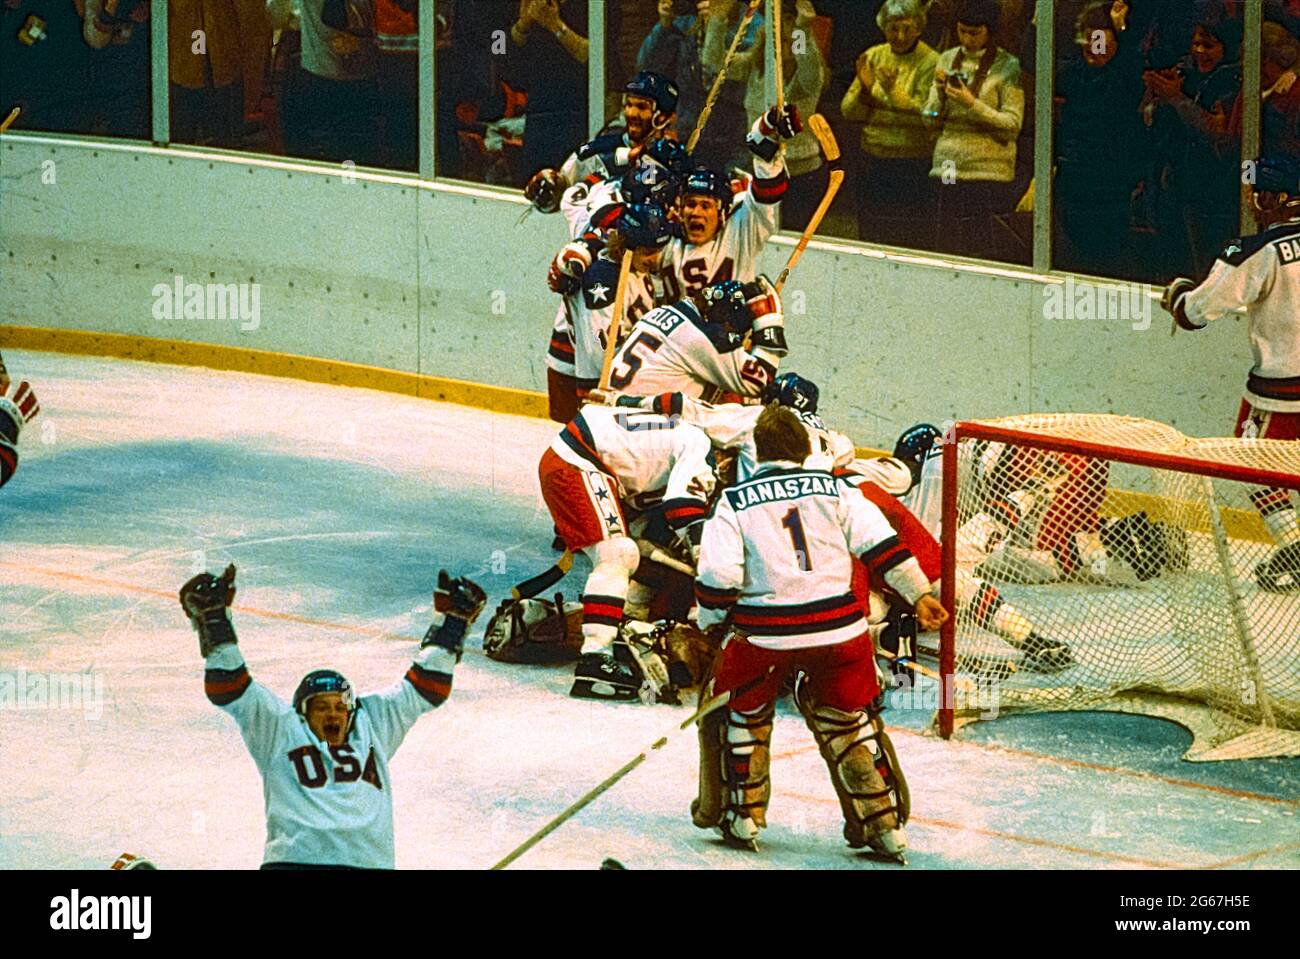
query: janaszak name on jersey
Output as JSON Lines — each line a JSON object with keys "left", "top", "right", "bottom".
{"left": 695, "top": 464, "right": 931, "bottom": 650}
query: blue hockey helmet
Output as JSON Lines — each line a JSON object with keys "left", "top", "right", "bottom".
{"left": 681, "top": 166, "right": 734, "bottom": 216}
{"left": 763, "top": 372, "right": 820, "bottom": 414}
{"left": 644, "top": 137, "right": 694, "bottom": 177}
{"left": 616, "top": 202, "right": 677, "bottom": 249}
{"left": 1253, "top": 153, "right": 1300, "bottom": 197}
{"left": 894, "top": 424, "right": 943, "bottom": 466}
{"left": 293, "top": 669, "right": 356, "bottom": 716}
{"left": 624, "top": 71, "right": 679, "bottom": 117}
{"left": 699, "top": 279, "right": 755, "bottom": 339}
{"left": 622, "top": 162, "right": 683, "bottom": 208}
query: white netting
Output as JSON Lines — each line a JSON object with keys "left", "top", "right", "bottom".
{"left": 942, "top": 414, "right": 1300, "bottom": 761}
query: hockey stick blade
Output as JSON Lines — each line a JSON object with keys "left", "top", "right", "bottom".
{"left": 511, "top": 550, "right": 575, "bottom": 600}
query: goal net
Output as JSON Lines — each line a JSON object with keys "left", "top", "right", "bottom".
{"left": 936, "top": 414, "right": 1300, "bottom": 761}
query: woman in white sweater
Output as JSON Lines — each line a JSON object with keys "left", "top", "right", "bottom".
{"left": 921, "top": 0, "right": 1025, "bottom": 260}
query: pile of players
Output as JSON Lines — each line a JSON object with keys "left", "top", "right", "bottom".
{"left": 492, "top": 68, "right": 1198, "bottom": 860}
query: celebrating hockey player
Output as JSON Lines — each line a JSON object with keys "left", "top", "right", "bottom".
{"left": 545, "top": 202, "right": 676, "bottom": 423}
{"left": 0, "top": 373, "right": 40, "bottom": 490}
{"left": 660, "top": 105, "right": 800, "bottom": 299}
{"left": 525, "top": 71, "right": 680, "bottom": 215}
{"left": 538, "top": 404, "right": 716, "bottom": 700}
{"left": 602, "top": 276, "right": 786, "bottom": 400}
{"left": 184, "top": 564, "right": 486, "bottom": 869}
{"left": 692, "top": 404, "right": 947, "bottom": 858}
{"left": 1163, "top": 152, "right": 1300, "bottom": 591}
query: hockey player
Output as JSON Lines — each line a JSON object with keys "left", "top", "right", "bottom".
{"left": 1163, "top": 152, "right": 1300, "bottom": 591}
{"left": 545, "top": 202, "right": 676, "bottom": 423}
{"left": 554, "top": 138, "right": 694, "bottom": 244}
{"left": 538, "top": 404, "right": 716, "bottom": 700}
{"left": 660, "top": 104, "right": 801, "bottom": 299}
{"left": 692, "top": 404, "right": 948, "bottom": 858}
{"left": 0, "top": 376, "right": 39, "bottom": 490}
{"left": 184, "top": 564, "right": 487, "bottom": 869}
{"left": 603, "top": 277, "right": 786, "bottom": 400}
{"left": 525, "top": 71, "right": 680, "bottom": 215}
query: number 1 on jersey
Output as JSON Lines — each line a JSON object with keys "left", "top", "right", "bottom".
{"left": 782, "top": 507, "right": 813, "bottom": 572}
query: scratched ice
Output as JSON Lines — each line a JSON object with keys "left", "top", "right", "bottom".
{"left": 2, "top": 351, "right": 1297, "bottom": 869}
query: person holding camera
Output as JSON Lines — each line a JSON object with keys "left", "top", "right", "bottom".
{"left": 921, "top": 0, "right": 1024, "bottom": 261}
{"left": 185, "top": 564, "right": 486, "bottom": 869}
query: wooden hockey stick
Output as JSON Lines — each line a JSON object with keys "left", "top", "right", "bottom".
{"left": 773, "top": 0, "right": 785, "bottom": 112}
{"left": 510, "top": 549, "right": 575, "bottom": 601}
{"left": 774, "top": 113, "right": 843, "bottom": 293}
{"left": 687, "top": 0, "right": 764, "bottom": 154}
{"left": 0, "top": 107, "right": 20, "bottom": 134}
{"left": 596, "top": 249, "right": 635, "bottom": 393}
{"left": 637, "top": 540, "right": 696, "bottom": 577}
{"left": 490, "top": 666, "right": 775, "bottom": 870}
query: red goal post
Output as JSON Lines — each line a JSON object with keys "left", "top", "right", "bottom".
{"left": 936, "top": 414, "right": 1300, "bottom": 762}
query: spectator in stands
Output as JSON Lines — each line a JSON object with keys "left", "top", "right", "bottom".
{"left": 271, "top": 0, "right": 383, "bottom": 167}
{"left": 1242, "top": 19, "right": 1300, "bottom": 155}
{"left": 922, "top": 0, "right": 1025, "bottom": 261}
{"left": 1142, "top": 5, "right": 1241, "bottom": 278}
{"left": 841, "top": 0, "right": 939, "bottom": 247}
{"left": 169, "top": 0, "right": 245, "bottom": 148}
{"left": 1053, "top": 1, "right": 1148, "bottom": 278}
{"left": 700, "top": 0, "right": 766, "bottom": 174}
{"left": 722, "top": 0, "right": 828, "bottom": 231}
{"left": 82, "top": 0, "right": 151, "bottom": 138}
{"left": 507, "top": 0, "right": 589, "bottom": 182}
{"left": 639, "top": 0, "right": 710, "bottom": 145}
{"left": 1, "top": 0, "right": 96, "bottom": 133}
{"left": 374, "top": 0, "right": 418, "bottom": 170}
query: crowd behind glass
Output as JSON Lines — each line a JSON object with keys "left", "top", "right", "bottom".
{"left": 3, "top": 0, "right": 1298, "bottom": 283}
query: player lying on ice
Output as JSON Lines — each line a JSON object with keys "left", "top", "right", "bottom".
{"left": 1163, "top": 152, "right": 1300, "bottom": 592}
{"left": 182, "top": 565, "right": 486, "bottom": 869}
{"left": 692, "top": 403, "right": 948, "bottom": 860}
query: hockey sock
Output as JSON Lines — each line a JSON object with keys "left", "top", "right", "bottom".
{"left": 1250, "top": 488, "right": 1300, "bottom": 547}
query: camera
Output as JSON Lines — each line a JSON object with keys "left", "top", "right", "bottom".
{"left": 947, "top": 71, "right": 971, "bottom": 88}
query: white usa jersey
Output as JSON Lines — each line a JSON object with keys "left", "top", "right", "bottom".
{"left": 696, "top": 463, "right": 930, "bottom": 650}
{"left": 564, "top": 256, "right": 662, "bottom": 389}
{"left": 551, "top": 405, "right": 714, "bottom": 516}
{"left": 1185, "top": 217, "right": 1300, "bottom": 412}
{"left": 560, "top": 176, "right": 625, "bottom": 239}
{"left": 639, "top": 393, "right": 855, "bottom": 479}
{"left": 900, "top": 444, "right": 944, "bottom": 540}
{"left": 607, "top": 300, "right": 779, "bottom": 399}
{"left": 203, "top": 643, "right": 455, "bottom": 868}
{"left": 660, "top": 153, "right": 787, "bottom": 299}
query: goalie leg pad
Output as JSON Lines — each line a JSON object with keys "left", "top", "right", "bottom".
{"left": 716, "top": 702, "right": 775, "bottom": 849}
{"left": 796, "top": 679, "right": 907, "bottom": 850}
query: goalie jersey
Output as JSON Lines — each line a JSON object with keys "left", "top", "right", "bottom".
{"left": 551, "top": 405, "right": 715, "bottom": 518}
{"left": 607, "top": 299, "right": 779, "bottom": 399}
{"left": 203, "top": 643, "right": 455, "bottom": 869}
{"left": 696, "top": 463, "right": 932, "bottom": 650}
{"left": 1183, "top": 216, "right": 1300, "bottom": 412}
{"left": 660, "top": 153, "right": 788, "bottom": 299}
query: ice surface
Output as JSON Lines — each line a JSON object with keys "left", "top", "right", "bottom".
{"left": 1, "top": 351, "right": 1297, "bottom": 870}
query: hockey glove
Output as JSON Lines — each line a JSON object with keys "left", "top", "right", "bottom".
{"left": 524, "top": 169, "right": 565, "bottom": 214}
{"left": 747, "top": 105, "right": 802, "bottom": 161}
{"left": 547, "top": 240, "right": 596, "bottom": 294}
{"left": 1161, "top": 277, "right": 1202, "bottom": 331}
{"left": 180, "top": 564, "right": 239, "bottom": 658}
{"left": 0, "top": 380, "right": 40, "bottom": 489}
{"left": 422, "top": 570, "right": 488, "bottom": 661}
